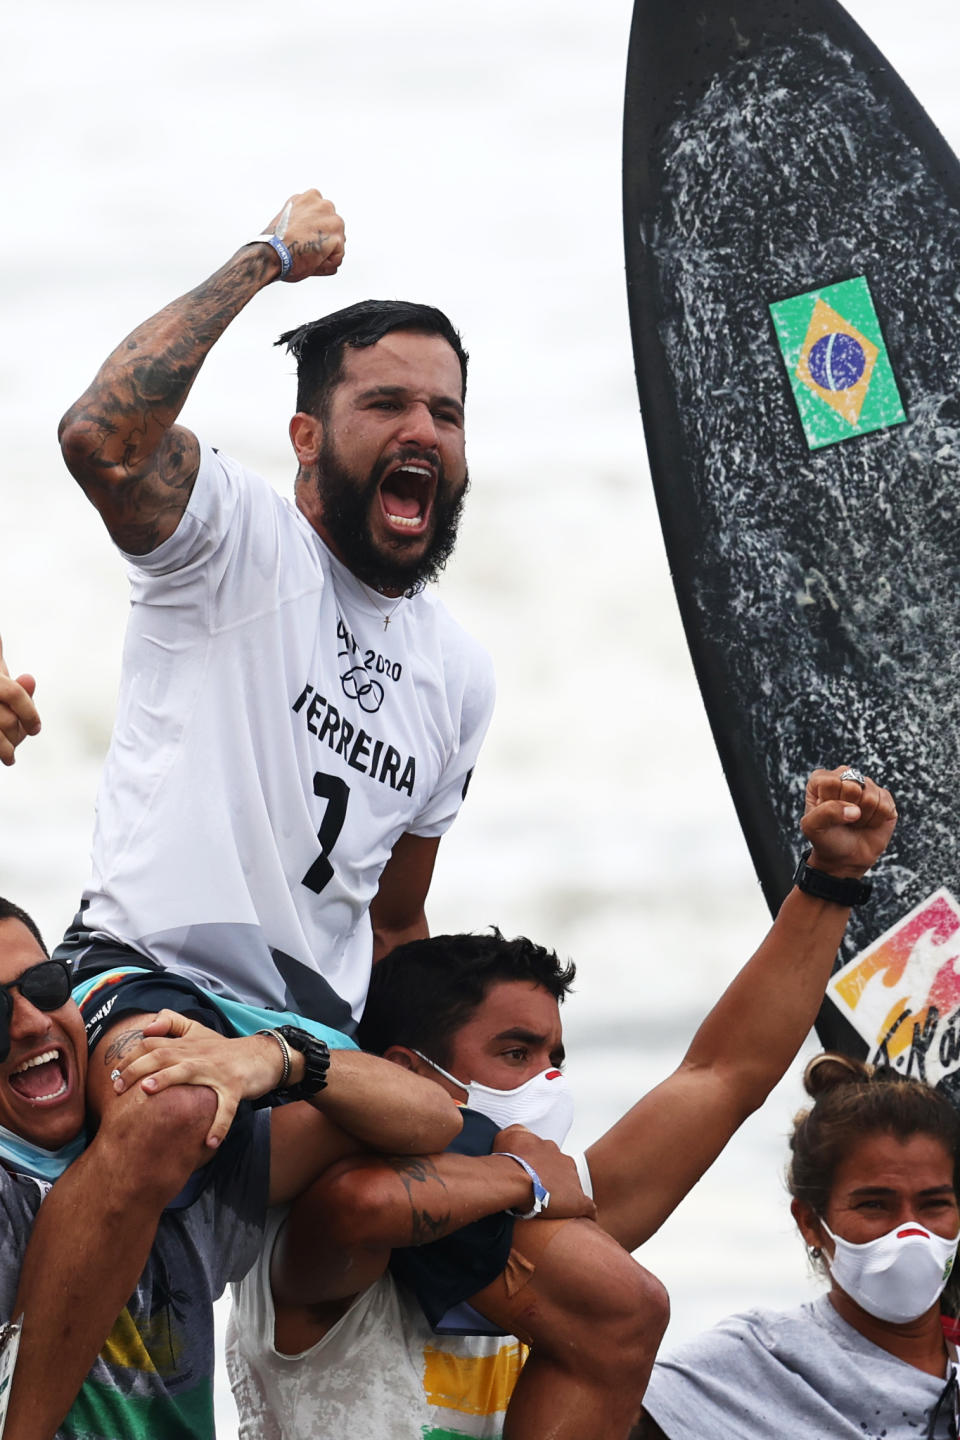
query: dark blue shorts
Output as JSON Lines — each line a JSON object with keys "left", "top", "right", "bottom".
{"left": 390, "top": 1108, "right": 515, "bottom": 1335}
{"left": 77, "top": 967, "right": 235, "bottom": 1054}
{"left": 73, "top": 944, "right": 252, "bottom": 1212}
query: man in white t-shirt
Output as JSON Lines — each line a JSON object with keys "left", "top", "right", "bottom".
{"left": 1, "top": 193, "right": 492, "bottom": 1434}
{"left": 55, "top": 187, "right": 494, "bottom": 1030}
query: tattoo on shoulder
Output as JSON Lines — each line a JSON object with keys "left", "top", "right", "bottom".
{"left": 102, "top": 1028, "right": 146, "bottom": 1065}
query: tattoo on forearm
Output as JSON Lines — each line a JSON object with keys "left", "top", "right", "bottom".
{"left": 59, "top": 249, "right": 274, "bottom": 553}
{"left": 390, "top": 1156, "right": 443, "bottom": 1188}
{"left": 408, "top": 1208, "right": 449, "bottom": 1246}
{"left": 389, "top": 1156, "right": 453, "bottom": 1246}
{"left": 102, "top": 1028, "right": 146, "bottom": 1065}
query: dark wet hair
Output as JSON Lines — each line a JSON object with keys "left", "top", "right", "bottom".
{"left": 0, "top": 898, "right": 48, "bottom": 957}
{"left": 277, "top": 300, "right": 469, "bottom": 418}
{"left": 357, "top": 928, "right": 575, "bottom": 1068}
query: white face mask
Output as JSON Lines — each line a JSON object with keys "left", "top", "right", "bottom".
{"left": 413, "top": 1050, "right": 574, "bottom": 1146}
{"left": 823, "top": 1218, "right": 960, "bottom": 1324}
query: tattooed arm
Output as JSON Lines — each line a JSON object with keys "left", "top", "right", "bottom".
{"left": 58, "top": 189, "right": 345, "bottom": 554}
{"left": 269, "top": 1127, "right": 594, "bottom": 1307}
{"left": 269, "top": 1151, "right": 539, "bottom": 1308}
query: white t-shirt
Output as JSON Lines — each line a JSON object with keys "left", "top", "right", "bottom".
{"left": 227, "top": 1208, "right": 526, "bottom": 1439}
{"left": 66, "top": 445, "right": 494, "bottom": 1023}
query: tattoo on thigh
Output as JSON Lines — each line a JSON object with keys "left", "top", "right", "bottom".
{"left": 102, "top": 1028, "right": 146, "bottom": 1065}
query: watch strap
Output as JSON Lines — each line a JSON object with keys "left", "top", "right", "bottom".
{"left": 273, "top": 1025, "right": 330, "bottom": 1100}
{"left": 497, "top": 1151, "right": 550, "bottom": 1219}
{"left": 793, "top": 850, "right": 872, "bottom": 906}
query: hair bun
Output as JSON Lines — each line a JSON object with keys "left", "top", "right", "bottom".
{"left": 803, "top": 1052, "right": 872, "bottom": 1099}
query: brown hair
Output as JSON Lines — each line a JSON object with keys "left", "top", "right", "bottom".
{"left": 789, "top": 1053, "right": 960, "bottom": 1213}
{"left": 788, "top": 1052, "right": 960, "bottom": 1310}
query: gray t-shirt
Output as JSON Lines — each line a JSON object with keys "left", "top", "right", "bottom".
{"left": 644, "top": 1294, "right": 959, "bottom": 1440}
{"left": 0, "top": 1110, "right": 269, "bottom": 1440}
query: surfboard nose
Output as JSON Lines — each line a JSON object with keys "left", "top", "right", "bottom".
{"left": 628, "top": 0, "right": 867, "bottom": 85}
{"left": 625, "top": 0, "right": 886, "bottom": 189}
{"left": 624, "top": 0, "right": 948, "bottom": 211}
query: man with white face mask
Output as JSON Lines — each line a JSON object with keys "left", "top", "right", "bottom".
{"left": 222, "top": 763, "right": 898, "bottom": 1439}
{"left": 408, "top": 1047, "right": 575, "bottom": 1146}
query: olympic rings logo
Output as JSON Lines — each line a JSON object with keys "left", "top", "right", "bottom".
{"left": 340, "top": 666, "right": 385, "bottom": 714}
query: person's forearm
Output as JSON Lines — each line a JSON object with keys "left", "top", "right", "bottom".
{"left": 59, "top": 248, "right": 277, "bottom": 487}
{"left": 586, "top": 886, "right": 854, "bottom": 1252}
{"left": 680, "top": 775, "right": 893, "bottom": 1101}
{"left": 272, "top": 1151, "right": 532, "bottom": 1307}
{"left": 312, "top": 1050, "right": 462, "bottom": 1154}
{"left": 681, "top": 885, "right": 851, "bottom": 1094}
{"left": 587, "top": 769, "right": 896, "bottom": 1251}
{"left": 343, "top": 1151, "right": 533, "bottom": 1247}
{"left": 58, "top": 187, "right": 343, "bottom": 553}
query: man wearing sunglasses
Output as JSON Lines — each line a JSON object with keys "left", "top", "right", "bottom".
{"left": 0, "top": 890, "right": 462, "bottom": 1440}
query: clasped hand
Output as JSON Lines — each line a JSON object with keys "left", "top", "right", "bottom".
{"left": 111, "top": 1010, "right": 285, "bottom": 1149}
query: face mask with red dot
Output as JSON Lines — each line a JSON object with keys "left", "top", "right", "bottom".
{"left": 823, "top": 1218, "right": 960, "bottom": 1324}
{"left": 412, "top": 1050, "right": 575, "bottom": 1146}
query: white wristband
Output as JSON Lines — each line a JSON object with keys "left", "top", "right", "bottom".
{"left": 496, "top": 1151, "right": 550, "bottom": 1219}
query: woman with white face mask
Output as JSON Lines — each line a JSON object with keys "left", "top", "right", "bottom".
{"left": 639, "top": 1054, "right": 960, "bottom": 1440}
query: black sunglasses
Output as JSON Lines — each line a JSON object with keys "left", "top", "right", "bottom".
{"left": 0, "top": 959, "right": 73, "bottom": 1063}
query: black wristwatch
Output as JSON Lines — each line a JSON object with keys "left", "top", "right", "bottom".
{"left": 275, "top": 1025, "right": 331, "bottom": 1100}
{"left": 793, "top": 850, "right": 872, "bottom": 906}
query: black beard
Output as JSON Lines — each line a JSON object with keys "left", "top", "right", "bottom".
{"left": 313, "top": 439, "right": 468, "bottom": 593}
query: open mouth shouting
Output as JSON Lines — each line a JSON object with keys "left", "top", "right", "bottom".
{"left": 378, "top": 459, "right": 437, "bottom": 539}
{"left": 9, "top": 1047, "right": 70, "bottom": 1105}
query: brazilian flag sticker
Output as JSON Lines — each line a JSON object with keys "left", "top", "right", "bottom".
{"left": 769, "top": 276, "right": 906, "bottom": 450}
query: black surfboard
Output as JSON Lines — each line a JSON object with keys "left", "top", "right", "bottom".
{"left": 623, "top": 0, "right": 960, "bottom": 1091}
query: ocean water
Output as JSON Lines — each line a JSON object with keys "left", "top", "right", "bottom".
{"left": 0, "top": 1, "right": 957, "bottom": 1430}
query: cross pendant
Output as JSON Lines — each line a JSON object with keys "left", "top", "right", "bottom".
{"left": 383, "top": 615, "right": 391, "bottom": 630}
